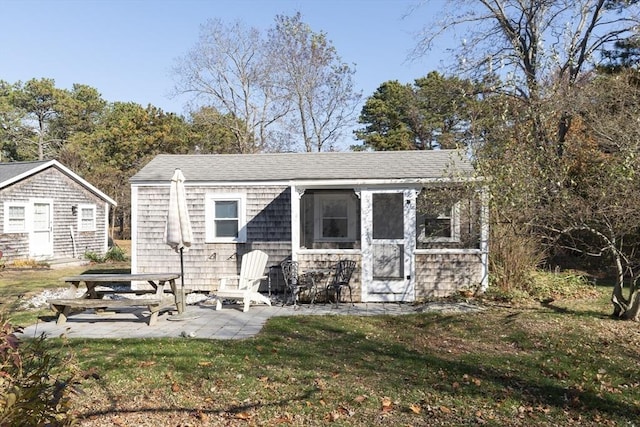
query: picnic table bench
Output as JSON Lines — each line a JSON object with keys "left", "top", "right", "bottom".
{"left": 47, "top": 273, "right": 182, "bottom": 326}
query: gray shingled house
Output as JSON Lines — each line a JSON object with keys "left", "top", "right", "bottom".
{"left": 0, "top": 160, "right": 116, "bottom": 263}
{"left": 130, "top": 150, "right": 488, "bottom": 302}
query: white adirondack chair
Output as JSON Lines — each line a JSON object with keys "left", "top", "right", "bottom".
{"left": 213, "top": 250, "right": 271, "bottom": 312}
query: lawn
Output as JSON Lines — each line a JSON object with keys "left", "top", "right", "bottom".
{"left": 2, "top": 263, "right": 640, "bottom": 426}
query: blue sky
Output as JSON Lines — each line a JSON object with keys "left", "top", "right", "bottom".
{"left": 2, "top": 0, "right": 453, "bottom": 116}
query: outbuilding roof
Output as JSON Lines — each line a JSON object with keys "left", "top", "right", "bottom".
{"left": 0, "top": 160, "right": 117, "bottom": 205}
{"left": 130, "top": 150, "right": 475, "bottom": 183}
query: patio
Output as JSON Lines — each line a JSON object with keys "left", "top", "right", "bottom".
{"left": 18, "top": 300, "right": 482, "bottom": 340}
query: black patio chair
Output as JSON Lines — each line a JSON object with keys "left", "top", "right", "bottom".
{"left": 326, "top": 259, "right": 356, "bottom": 307}
{"left": 281, "top": 260, "right": 316, "bottom": 309}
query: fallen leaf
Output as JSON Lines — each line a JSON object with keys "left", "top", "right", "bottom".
{"left": 273, "top": 412, "right": 293, "bottom": 423}
{"left": 409, "top": 403, "right": 421, "bottom": 414}
{"left": 440, "top": 405, "right": 451, "bottom": 414}
{"left": 111, "top": 416, "right": 126, "bottom": 427}
{"left": 354, "top": 395, "right": 367, "bottom": 403}
{"left": 381, "top": 396, "right": 393, "bottom": 412}
{"left": 325, "top": 411, "right": 341, "bottom": 422}
{"left": 171, "top": 383, "right": 180, "bottom": 393}
{"left": 138, "top": 360, "right": 156, "bottom": 368}
{"left": 235, "top": 411, "right": 252, "bottom": 420}
{"left": 191, "top": 410, "right": 209, "bottom": 422}
{"left": 198, "top": 361, "right": 212, "bottom": 367}
{"left": 338, "top": 405, "right": 355, "bottom": 417}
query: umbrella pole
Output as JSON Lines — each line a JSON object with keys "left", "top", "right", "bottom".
{"left": 179, "top": 247, "right": 186, "bottom": 313}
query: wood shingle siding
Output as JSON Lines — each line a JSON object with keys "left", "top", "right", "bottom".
{"left": 415, "top": 252, "right": 483, "bottom": 299}
{"left": 133, "top": 185, "right": 292, "bottom": 292}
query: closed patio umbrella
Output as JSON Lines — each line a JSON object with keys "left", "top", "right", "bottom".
{"left": 165, "top": 168, "right": 193, "bottom": 318}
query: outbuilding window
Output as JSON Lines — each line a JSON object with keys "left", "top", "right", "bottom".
{"left": 78, "top": 204, "right": 96, "bottom": 231}
{"left": 3, "top": 202, "right": 28, "bottom": 233}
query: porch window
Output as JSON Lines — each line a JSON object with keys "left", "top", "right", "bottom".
{"left": 205, "top": 193, "right": 247, "bottom": 243}
{"left": 418, "top": 203, "right": 460, "bottom": 242}
{"left": 78, "top": 204, "right": 96, "bottom": 231}
{"left": 300, "top": 190, "right": 360, "bottom": 249}
{"left": 3, "top": 202, "right": 27, "bottom": 233}
{"left": 314, "top": 193, "right": 357, "bottom": 242}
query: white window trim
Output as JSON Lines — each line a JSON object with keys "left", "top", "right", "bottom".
{"left": 418, "top": 202, "right": 461, "bottom": 243}
{"left": 204, "top": 193, "right": 247, "bottom": 243}
{"left": 77, "top": 204, "right": 97, "bottom": 232}
{"left": 313, "top": 192, "right": 357, "bottom": 242}
{"left": 3, "top": 201, "right": 29, "bottom": 233}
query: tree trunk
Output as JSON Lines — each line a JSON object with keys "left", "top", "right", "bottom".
{"left": 620, "top": 287, "right": 640, "bottom": 321}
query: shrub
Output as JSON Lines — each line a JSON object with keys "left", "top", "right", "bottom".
{"left": 0, "top": 319, "right": 77, "bottom": 426}
{"left": 84, "top": 251, "right": 104, "bottom": 263}
{"left": 485, "top": 269, "right": 599, "bottom": 303}
{"left": 85, "top": 246, "right": 127, "bottom": 264}
{"left": 104, "top": 246, "right": 127, "bottom": 262}
{"left": 489, "top": 222, "right": 545, "bottom": 292}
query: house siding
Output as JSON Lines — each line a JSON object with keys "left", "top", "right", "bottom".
{"left": 134, "top": 184, "right": 292, "bottom": 292}
{"left": 0, "top": 167, "right": 109, "bottom": 262}
{"left": 415, "top": 252, "right": 483, "bottom": 299}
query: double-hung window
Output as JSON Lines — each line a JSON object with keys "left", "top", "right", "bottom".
{"left": 3, "top": 202, "right": 28, "bottom": 233}
{"left": 313, "top": 193, "right": 357, "bottom": 242}
{"left": 78, "top": 204, "right": 96, "bottom": 231}
{"left": 205, "top": 193, "right": 247, "bottom": 243}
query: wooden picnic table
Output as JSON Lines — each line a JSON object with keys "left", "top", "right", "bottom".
{"left": 48, "top": 273, "right": 182, "bottom": 326}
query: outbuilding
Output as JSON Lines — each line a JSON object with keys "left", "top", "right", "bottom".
{"left": 0, "top": 160, "right": 116, "bottom": 264}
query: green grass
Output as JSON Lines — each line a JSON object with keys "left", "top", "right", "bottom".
{"left": 3, "top": 266, "right": 640, "bottom": 425}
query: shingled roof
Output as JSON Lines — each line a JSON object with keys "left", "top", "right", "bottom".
{"left": 130, "top": 150, "right": 474, "bottom": 183}
{"left": 0, "top": 160, "right": 51, "bottom": 186}
{"left": 0, "top": 159, "right": 116, "bottom": 205}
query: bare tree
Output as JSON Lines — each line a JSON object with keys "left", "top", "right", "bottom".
{"left": 172, "top": 19, "right": 289, "bottom": 153}
{"left": 413, "top": 0, "right": 640, "bottom": 153}
{"left": 173, "top": 14, "right": 361, "bottom": 153}
{"left": 267, "top": 13, "right": 361, "bottom": 152}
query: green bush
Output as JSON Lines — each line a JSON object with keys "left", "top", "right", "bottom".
{"left": 84, "top": 251, "right": 104, "bottom": 263}
{"left": 84, "top": 246, "right": 127, "bottom": 264}
{"left": 0, "top": 319, "right": 77, "bottom": 426}
{"left": 104, "top": 246, "right": 127, "bottom": 262}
